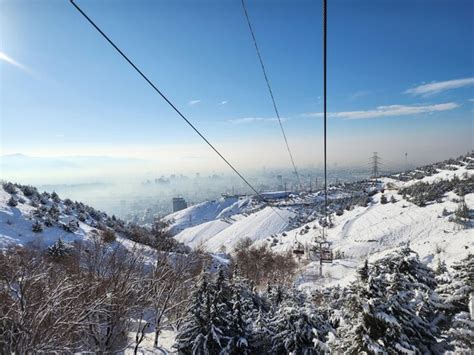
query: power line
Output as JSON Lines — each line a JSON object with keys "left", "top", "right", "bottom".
{"left": 240, "top": 0, "right": 301, "bottom": 188}
{"left": 69, "top": 0, "right": 287, "bottom": 222}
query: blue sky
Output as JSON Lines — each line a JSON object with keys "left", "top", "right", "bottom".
{"left": 0, "top": 0, "right": 473, "bottom": 173}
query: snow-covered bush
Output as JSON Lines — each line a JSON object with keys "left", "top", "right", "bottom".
{"left": 32, "top": 220, "right": 43, "bottom": 233}
{"left": 62, "top": 220, "right": 79, "bottom": 233}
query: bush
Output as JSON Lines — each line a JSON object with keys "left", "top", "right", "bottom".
{"left": 32, "top": 220, "right": 43, "bottom": 233}
{"left": 101, "top": 229, "right": 116, "bottom": 244}
{"left": 62, "top": 220, "right": 79, "bottom": 233}
{"left": 3, "top": 182, "right": 16, "bottom": 194}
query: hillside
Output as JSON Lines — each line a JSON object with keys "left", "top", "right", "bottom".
{"left": 0, "top": 182, "right": 187, "bottom": 257}
{"left": 166, "top": 153, "right": 474, "bottom": 288}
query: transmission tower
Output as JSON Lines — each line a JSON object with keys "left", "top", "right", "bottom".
{"left": 371, "top": 152, "right": 382, "bottom": 185}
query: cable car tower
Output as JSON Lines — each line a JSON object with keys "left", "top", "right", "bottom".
{"left": 317, "top": 0, "right": 333, "bottom": 276}
{"left": 292, "top": 0, "right": 333, "bottom": 277}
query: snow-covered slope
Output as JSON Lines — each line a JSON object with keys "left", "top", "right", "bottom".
{"left": 174, "top": 206, "right": 295, "bottom": 252}
{"left": 167, "top": 155, "right": 473, "bottom": 289}
{"left": 164, "top": 196, "right": 257, "bottom": 235}
{"left": 0, "top": 183, "right": 168, "bottom": 265}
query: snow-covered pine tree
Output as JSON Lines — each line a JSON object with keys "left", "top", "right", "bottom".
{"left": 48, "top": 239, "right": 68, "bottom": 258}
{"left": 440, "top": 254, "right": 474, "bottom": 352}
{"left": 334, "top": 260, "right": 386, "bottom": 354}
{"left": 269, "top": 288, "right": 329, "bottom": 354}
{"left": 335, "top": 245, "right": 443, "bottom": 354}
{"left": 221, "top": 278, "right": 250, "bottom": 354}
{"left": 32, "top": 220, "right": 43, "bottom": 233}
{"left": 454, "top": 198, "right": 470, "bottom": 227}
{"left": 247, "top": 307, "right": 272, "bottom": 353}
{"left": 175, "top": 271, "right": 229, "bottom": 355}
{"left": 445, "top": 311, "right": 473, "bottom": 353}
{"left": 442, "top": 254, "right": 473, "bottom": 315}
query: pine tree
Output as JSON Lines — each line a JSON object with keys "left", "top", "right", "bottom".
{"left": 335, "top": 246, "right": 443, "bottom": 354}
{"left": 380, "top": 194, "right": 388, "bottom": 204}
{"left": 358, "top": 259, "right": 369, "bottom": 283}
{"left": 32, "top": 220, "right": 43, "bottom": 233}
{"left": 269, "top": 288, "right": 329, "bottom": 354}
{"left": 175, "top": 271, "right": 229, "bottom": 355}
{"left": 48, "top": 239, "right": 68, "bottom": 258}
{"left": 445, "top": 311, "right": 474, "bottom": 353}
{"left": 454, "top": 198, "right": 470, "bottom": 227}
{"left": 7, "top": 196, "right": 18, "bottom": 207}
{"left": 440, "top": 254, "right": 474, "bottom": 352}
{"left": 51, "top": 191, "right": 60, "bottom": 203}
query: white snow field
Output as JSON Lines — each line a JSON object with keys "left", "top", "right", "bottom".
{"left": 173, "top": 205, "right": 295, "bottom": 252}
{"left": 164, "top": 196, "right": 255, "bottom": 235}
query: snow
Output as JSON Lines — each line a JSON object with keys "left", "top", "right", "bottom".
{"left": 125, "top": 327, "right": 176, "bottom": 354}
{"left": 0, "top": 187, "right": 88, "bottom": 249}
{"left": 174, "top": 206, "right": 295, "bottom": 252}
{"left": 0, "top": 185, "right": 160, "bottom": 268}
{"left": 164, "top": 196, "right": 255, "bottom": 235}
{"left": 165, "top": 161, "right": 473, "bottom": 290}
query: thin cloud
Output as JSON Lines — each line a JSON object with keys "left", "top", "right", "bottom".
{"left": 349, "top": 90, "right": 371, "bottom": 101}
{"left": 229, "top": 116, "right": 283, "bottom": 124}
{"left": 219, "top": 100, "right": 229, "bottom": 105}
{"left": 405, "top": 77, "right": 474, "bottom": 96}
{"left": 305, "top": 102, "right": 459, "bottom": 120}
{"left": 0, "top": 51, "right": 34, "bottom": 75}
{"left": 469, "top": 98, "right": 474, "bottom": 102}
{"left": 188, "top": 99, "right": 201, "bottom": 106}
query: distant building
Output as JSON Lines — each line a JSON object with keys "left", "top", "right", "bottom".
{"left": 277, "top": 175, "right": 284, "bottom": 190}
{"left": 172, "top": 197, "right": 187, "bottom": 212}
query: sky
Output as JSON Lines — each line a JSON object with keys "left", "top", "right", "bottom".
{"left": 0, "top": 0, "right": 473, "bottom": 179}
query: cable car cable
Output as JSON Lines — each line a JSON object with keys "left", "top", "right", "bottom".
{"left": 69, "top": 0, "right": 287, "bottom": 222}
{"left": 240, "top": 0, "right": 302, "bottom": 188}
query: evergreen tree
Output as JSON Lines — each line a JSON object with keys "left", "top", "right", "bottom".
{"left": 32, "top": 220, "right": 43, "bottom": 233}
{"left": 175, "top": 271, "right": 229, "bottom": 355}
{"left": 454, "top": 198, "right": 470, "bottom": 227}
{"left": 439, "top": 254, "right": 474, "bottom": 352}
{"left": 48, "top": 239, "right": 68, "bottom": 258}
{"left": 445, "top": 311, "right": 474, "bottom": 353}
{"left": 269, "top": 288, "right": 329, "bottom": 354}
{"left": 380, "top": 194, "right": 388, "bottom": 204}
{"left": 335, "top": 246, "right": 443, "bottom": 354}
{"left": 51, "top": 191, "right": 60, "bottom": 203}
{"left": 7, "top": 196, "right": 18, "bottom": 207}
{"left": 358, "top": 259, "right": 369, "bottom": 283}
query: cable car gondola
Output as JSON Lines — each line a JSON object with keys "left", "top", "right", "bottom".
{"left": 292, "top": 233, "right": 305, "bottom": 255}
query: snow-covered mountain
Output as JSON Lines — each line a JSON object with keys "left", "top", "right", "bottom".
{"left": 164, "top": 153, "right": 474, "bottom": 288}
